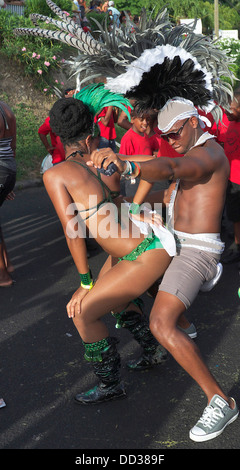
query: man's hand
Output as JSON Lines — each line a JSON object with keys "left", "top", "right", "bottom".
{"left": 87, "top": 148, "right": 126, "bottom": 174}
{"left": 131, "top": 208, "right": 164, "bottom": 227}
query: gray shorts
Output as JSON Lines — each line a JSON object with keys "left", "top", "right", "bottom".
{"left": 158, "top": 247, "right": 221, "bottom": 309}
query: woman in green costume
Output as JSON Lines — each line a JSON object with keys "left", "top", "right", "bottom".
{"left": 43, "top": 96, "right": 172, "bottom": 404}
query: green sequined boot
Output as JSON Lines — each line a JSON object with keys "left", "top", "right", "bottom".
{"left": 75, "top": 337, "right": 126, "bottom": 404}
{"left": 112, "top": 299, "right": 167, "bottom": 371}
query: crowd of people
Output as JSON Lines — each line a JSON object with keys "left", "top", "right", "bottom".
{"left": 1, "top": 80, "right": 240, "bottom": 443}
{"left": 32, "top": 81, "right": 240, "bottom": 441}
{"left": 1, "top": 2, "right": 240, "bottom": 446}
{"left": 69, "top": 0, "right": 139, "bottom": 33}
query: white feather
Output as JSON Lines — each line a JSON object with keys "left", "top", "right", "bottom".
{"left": 105, "top": 44, "right": 213, "bottom": 96}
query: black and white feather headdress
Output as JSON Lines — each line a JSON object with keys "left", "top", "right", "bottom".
{"left": 14, "top": 0, "right": 235, "bottom": 122}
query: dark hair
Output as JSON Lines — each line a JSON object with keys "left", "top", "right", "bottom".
{"left": 63, "top": 88, "right": 74, "bottom": 97}
{"left": 131, "top": 103, "right": 152, "bottom": 120}
{"left": 49, "top": 98, "right": 94, "bottom": 146}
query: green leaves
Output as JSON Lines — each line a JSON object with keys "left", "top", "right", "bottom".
{"left": 0, "top": 10, "right": 65, "bottom": 95}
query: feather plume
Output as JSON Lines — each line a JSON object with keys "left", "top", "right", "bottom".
{"left": 75, "top": 83, "right": 132, "bottom": 118}
{"left": 125, "top": 57, "right": 212, "bottom": 112}
{"left": 13, "top": 0, "right": 235, "bottom": 120}
{"left": 14, "top": 1, "right": 172, "bottom": 81}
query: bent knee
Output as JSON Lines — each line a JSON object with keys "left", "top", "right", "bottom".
{"left": 149, "top": 315, "right": 166, "bottom": 343}
{"left": 149, "top": 313, "right": 176, "bottom": 349}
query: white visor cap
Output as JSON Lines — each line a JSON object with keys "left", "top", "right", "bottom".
{"left": 157, "top": 97, "right": 211, "bottom": 133}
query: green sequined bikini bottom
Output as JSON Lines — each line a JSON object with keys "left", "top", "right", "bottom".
{"left": 118, "top": 234, "right": 163, "bottom": 262}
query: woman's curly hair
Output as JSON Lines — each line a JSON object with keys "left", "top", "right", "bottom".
{"left": 49, "top": 98, "right": 94, "bottom": 146}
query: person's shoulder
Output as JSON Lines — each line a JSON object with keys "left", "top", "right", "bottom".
{"left": 189, "top": 138, "right": 227, "bottom": 168}
{"left": 121, "top": 128, "right": 132, "bottom": 140}
{"left": 42, "top": 116, "right": 51, "bottom": 127}
{"left": 43, "top": 161, "right": 65, "bottom": 183}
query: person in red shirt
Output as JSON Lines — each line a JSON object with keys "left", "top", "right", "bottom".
{"left": 38, "top": 116, "right": 65, "bottom": 165}
{"left": 145, "top": 112, "right": 161, "bottom": 156}
{"left": 119, "top": 107, "right": 154, "bottom": 197}
{"left": 221, "top": 90, "right": 240, "bottom": 263}
{"left": 94, "top": 106, "right": 118, "bottom": 152}
{"left": 206, "top": 108, "right": 229, "bottom": 147}
{"left": 120, "top": 119, "right": 153, "bottom": 156}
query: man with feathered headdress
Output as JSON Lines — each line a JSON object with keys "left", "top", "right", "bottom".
{"left": 90, "top": 94, "right": 239, "bottom": 443}
{"left": 87, "top": 34, "right": 239, "bottom": 444}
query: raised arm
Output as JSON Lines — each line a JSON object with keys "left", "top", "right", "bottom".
{"left": 137, "top": 149, "right": 220, "bottom": 183}
{"left": 90, "top": 146, "right": 220, "bottom": 184}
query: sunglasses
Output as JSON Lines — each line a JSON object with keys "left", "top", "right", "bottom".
{"left": 161, "top": 118, "right": 189, "bottom": 142}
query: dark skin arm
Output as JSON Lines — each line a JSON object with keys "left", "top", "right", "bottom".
{"left": 88, "top": 141, "right": 229, "bottom": 234}
{"left": 0, "top": 101, "right": 16, "bottom": 157}
{"left": 43, "top": 168, "right": 90, "bottom": 315}
{"left": 38, "top": 133, "right": 55, "bottom": 155}
{"left": 97, "top": 106, "right": 114, "bottom": 127}
{"left": 89, "top": 144, "right": 222, "bottom": 184}
{"left": 135, "top": 151, "right": 217, "bottom": 183}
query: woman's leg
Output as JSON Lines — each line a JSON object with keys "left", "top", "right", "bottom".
{"left": 0, "top": 229, "right": 13, "bottom": 287}
{"left": 96, "top": 254, "right": 165, "bottom": 370}
{"left": 73, "top": 248, "right": 170, "bottom": 342}
{"left": 0, "top": 169, "right": 16, "bottom": 286}
{"left": 72, "top": 248, "right": 170, "bottom": 404}
{"left": 150, "top": 291, "right": 230, "bottom": 403}
{"left": 3, "top": 237, "right": 14, "bottom": 273}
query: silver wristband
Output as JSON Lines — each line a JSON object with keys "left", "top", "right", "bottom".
{"left": 121, "top": 160, "right": 132, "bottom": 176}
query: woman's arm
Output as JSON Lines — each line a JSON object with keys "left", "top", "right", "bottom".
{"left": 43, "top": 169, "right": 92, "bottom": 317}
{"left": 43, "top": 169, "right": 89, "bottom": 274}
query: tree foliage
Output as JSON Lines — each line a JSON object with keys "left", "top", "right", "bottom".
{"left": 115, "top": 0, "right": 240, "bottom": 34}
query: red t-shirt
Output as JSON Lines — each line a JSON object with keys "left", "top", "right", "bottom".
{"left": 208, "top": 112, "right": 229, "bottom": 145}
{"left": 94, "top": 107, "right": 116, "bottom": 140}
{"left": 223, "top": 120, "right": 240, "bottom": 185}
{"left": 38, "top": 117, "right": 65, "bottom": 164}
{"left": 119, "top": 128, "right": 153, "bottom": 155}
{"left": 147, "top": 130, "right": 162, "bottom": 153}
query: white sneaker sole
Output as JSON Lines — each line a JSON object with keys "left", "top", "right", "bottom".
{"left": 189, "top": 411, "right": 239, "bottom": 442}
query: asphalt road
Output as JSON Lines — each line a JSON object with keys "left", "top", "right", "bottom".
{"left": 0, "top": 185, "right": 239, "bottom": 459}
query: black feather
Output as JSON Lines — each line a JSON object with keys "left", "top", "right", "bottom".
{"left": 126, "top": 56, "right": 212, "bottom": 112}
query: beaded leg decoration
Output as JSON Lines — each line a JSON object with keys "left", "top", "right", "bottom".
{"left": 112, "top": 299, "right": 167, "bottom": 370}
{"left": 75, "top": 337, "right": 126, "bottom": 404}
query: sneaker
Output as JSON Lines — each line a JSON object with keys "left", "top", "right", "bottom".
{"left": 74, "top": 381, "right": 127, "bottom": 405}
{"left": 178, "top": 323, "right": 197, "bottom": 339}
{"left": 127, "top": 345, "right": 167, "bottom": 370}
{"left": 189, "top": 394, "right": 239, "bottom": 442}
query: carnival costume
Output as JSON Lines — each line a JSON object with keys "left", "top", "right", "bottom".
{"left": 14, "top": 1, "right": 235, "bottom": 403}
